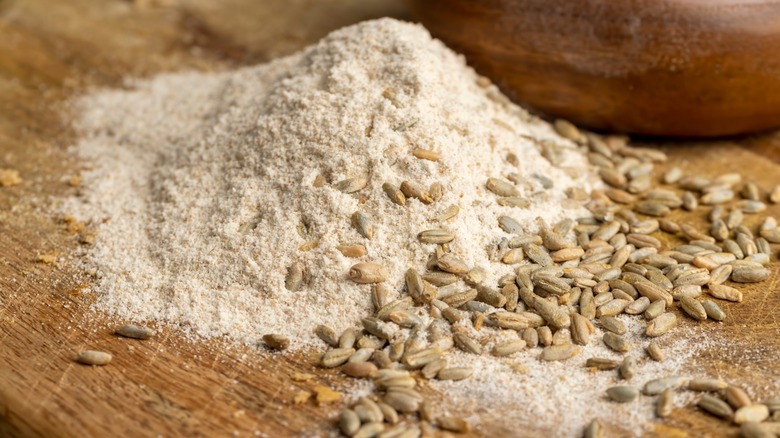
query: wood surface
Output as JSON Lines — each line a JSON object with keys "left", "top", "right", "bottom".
{"left": 0, "top": 1, "right": 778, "bottom": 437}
{"left": 410, "top": 0, "right": 780, "bottom": 137}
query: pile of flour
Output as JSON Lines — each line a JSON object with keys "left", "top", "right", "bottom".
{"left": 63, "top": 18, "right": 720, "bottom": 437}
{"left": 68, "top": 18, "right": 598, "bottom": 346}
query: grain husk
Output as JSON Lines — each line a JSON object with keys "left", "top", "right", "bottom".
{"left": 436, "top": 254, "right": 469, "bottom": 274}
{"left": 645, "top": 312, "right": 677, "bottom": 337}
{"left": 701, "top": 300, "right": 726, "bottom": 321}
{"left": 619, "top": 356, "right": 637, "bottom": 380}
{"left": 438, "top": 416, "right": 471, "bottom": 433}
{"left": 698, "top": 394, "right": 734, "bottom": 420}
{"left": 583, "top": 418, "right": 603, "bottom": 438}
{"left": 679, "top": 296, "right": 708, "bottom": 321}
{"left": 725, "top": 386, "right": 753, "bottom": 409}
{"left": 657, "top": 388, "right": 675, "bottom": 418}
{"left": 688, "top": 378, "right": 728, "bottom": 392}
{"left": 644, "top": 376, "right": 689, "bottom": 395}
{"left": 339, "top": 409, "right": 361, "bottom": 436}
{"left": 322, "top": 348, "right": 355, "bottom": 368}
{"left": 708, "top": 284, "right": 743, "bottom": 303}
{"left": 486, "top": 178, "right": 520, "bottom": 197}
{"left": 263, "top": 333, "right": 290, "bottom": 350}
{"left": 343, "top": 361, "right": 378, "bottom": 378}
{"left": 349, "top": 262, "right": 387, "bottom": 284}
{"left": 741, "top": 422, "right": 780, "bottom": 438}
{"left": 603, "top": 332, "right": 630, "bottom": 352}
{"left": 540, "top": 344, "right": 581, "bottom": 361}
{"left": 400, "top": 181, "right": 433, "bottom": 204}
{"left": 315, "top": 325, "right": 339, "bottom": 347}
{"left": 76, "top": 350, "right": 112, "bottom": 366}
{"left": 115, "top": 324, "right": 155, "bottom": 340}
{"left": 607, "top": 386, "right": 639, "bottom": 403}
{"left": 436, "top": 367, "right": 474, "bottom": 381}
{"left": 585, "top": 357, "right": 621, "bottom": 370}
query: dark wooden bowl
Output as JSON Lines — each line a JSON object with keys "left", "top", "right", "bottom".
{"left": 410, "top": 0, "right": 780, "bottom": 137}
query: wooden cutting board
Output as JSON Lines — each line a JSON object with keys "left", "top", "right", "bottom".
{"left": 0, "top": 1, "right": 778, "bottom": 437}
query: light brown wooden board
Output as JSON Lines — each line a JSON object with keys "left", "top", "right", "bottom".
{"left": 0, "top": 1, "right": 778, "bottom": 437}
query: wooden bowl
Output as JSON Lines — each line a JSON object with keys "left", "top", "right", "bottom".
{"left": 410, "top": 0, "right": 780, "bottom": 137}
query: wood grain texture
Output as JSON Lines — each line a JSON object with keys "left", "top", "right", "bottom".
{"left": 0, "top": 1, "right": 778, "bottom": 437}
{"left": 410, "top": 0, "right": 780, "bottom": 137}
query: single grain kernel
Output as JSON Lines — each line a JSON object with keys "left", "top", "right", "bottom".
{"left": 263, "top": 334, "right": 290, "bottom": 350}
{"left": 607, "top": 386, "right": 639, "bottom": 403}
{"left": 115, "top": 324, "right": 155, "bottom": 340}
{"left": 76, "top": 350, "right": 112, "bottom": 366}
